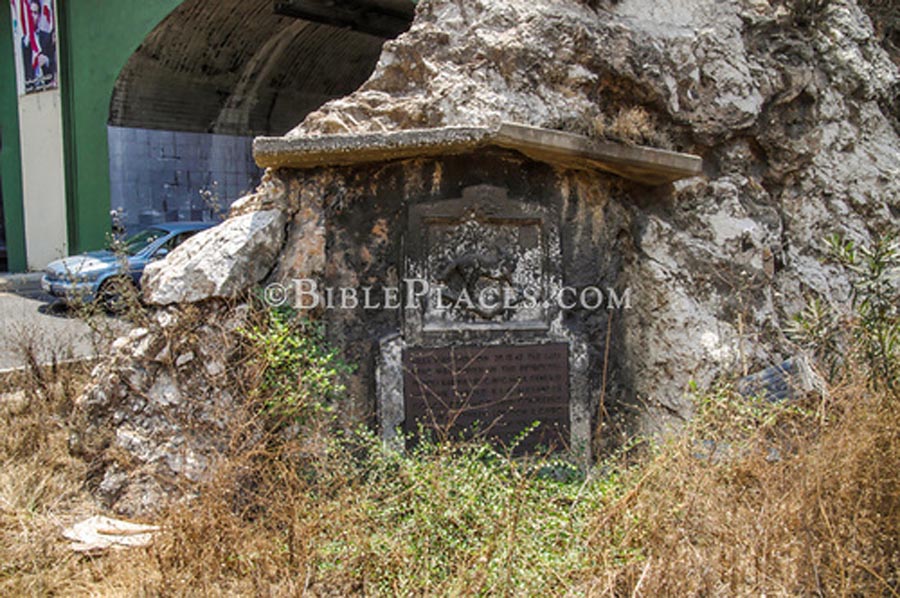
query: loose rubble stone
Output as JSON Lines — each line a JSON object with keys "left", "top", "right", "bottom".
{"left": 143, "top": 209, "right": 288, "bottom": 305}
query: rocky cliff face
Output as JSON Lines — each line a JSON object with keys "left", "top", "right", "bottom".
{"left": 79, "top": 0, "right": 898, "bottom": 514}
{"left": 284, "top": 0, "right": 897, "bottom": 429}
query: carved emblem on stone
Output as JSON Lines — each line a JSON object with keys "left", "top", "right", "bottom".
{"left": 437, "top": 248, "right": 519, "bottom": 319}
{"left": 405, "top": 185, "right": 561, "bottom": 333}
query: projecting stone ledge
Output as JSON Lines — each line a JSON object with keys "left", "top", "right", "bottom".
{"left": 253, "top": 122, "right": 703, "bottom": 186}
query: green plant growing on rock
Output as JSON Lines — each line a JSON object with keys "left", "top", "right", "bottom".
{"left": 240, "top": 303, "right": 352, "bottom": 428}
{"left": 785, "top": 296, "right": 844, "bottom": 381}
{"left": 787, "top": 234, "right": 899, "bottom": 393}
{"left": 827, "top": 233, "right": 899, "bottom": 393}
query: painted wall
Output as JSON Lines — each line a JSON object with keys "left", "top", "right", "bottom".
{"left": 0, "top": 4, "right": 26, "bottom": 271}
{"left": 60, "top": 0, "right": 182, "bottom": 253}
{"left": 18, "top": 88, "right": 67, "bottom": 269}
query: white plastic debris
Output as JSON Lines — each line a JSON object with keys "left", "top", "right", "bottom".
{"left": 62, "top": 515, "right": 159, "bottom": 553}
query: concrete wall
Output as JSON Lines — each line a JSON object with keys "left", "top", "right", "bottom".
{"left": 59, "top": 0, "right": 183, "bottom": 254}
{"left": 18, "top": 89, "right": 67, "bottom": 269}
{"left": 108, "top": 126, "right": 260, "bottom": 233}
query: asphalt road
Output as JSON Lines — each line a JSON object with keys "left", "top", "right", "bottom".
{"left": 0, "top": 290, "right": 125, "bottom": 371}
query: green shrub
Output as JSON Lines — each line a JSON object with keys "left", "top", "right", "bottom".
{"left": 787, "top": 234, "right": 899, "bottom": 393}
{"left": 239, "top": 304, "right": 352, "bottom": 427}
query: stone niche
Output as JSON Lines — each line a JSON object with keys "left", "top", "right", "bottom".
{"left": 255, "top": 123, "right": 702, "bottom": 458}
{"left": 387, "top": 182, "right": 587, "bottom": 454}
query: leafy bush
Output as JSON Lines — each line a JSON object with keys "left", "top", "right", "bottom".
{"left": 239, "top": 304, "right": 351, "bottom": 427}
{"left": 827, "top": 234, "right": 899, "bottom": 392}
{"left": 787, "top": 234, "right": 899, "bottom": 393}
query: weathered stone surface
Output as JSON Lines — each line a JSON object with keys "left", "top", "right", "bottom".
{"left": 143, "top": 209, "right": 288, "bottom": 305}
{"left": 291, "top": 0, "right": 765, "bottom": 138}
{"left": 70, "top": 303, "right": 254, "bottom": 516}
{"left": 255, "top": 122, "right": 703, "bottom": 184}
{"left": 284, "top": 0, "right": 898, "bottom": 431}
{"left": 75, "top": 0, "right": 900, "bottom": 511}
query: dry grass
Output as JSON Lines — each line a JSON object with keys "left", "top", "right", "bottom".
{"left": 1, "top": 367, "right": 896, "bottom": 596}
{"left": 592, "top": 106, "right": 674, "bottom": 150}
{"left": 583, "top": 376, "right": 900, "bottom": 596}
{"left": 0, "top": 358, "right": 99, "bottom": 596}
{"left": 0, "top": 312, "right": 897, "bottom": 595}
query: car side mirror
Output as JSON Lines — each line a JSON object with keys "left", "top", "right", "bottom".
{"left": 154, "top": 247, "right": 169, "bottom": 260}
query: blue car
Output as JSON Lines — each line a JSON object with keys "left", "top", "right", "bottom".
{"left": 41, "top": 221, "right": 214, "bottom": 308}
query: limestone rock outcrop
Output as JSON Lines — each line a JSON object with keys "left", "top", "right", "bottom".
{"left": 70, "top": 306, "right": 252, "bottom": 516}
{"left": 288, "top": 0, "right": 897, "bottom": 428}
{"left": 75, "top": 0, "right": 899, "bottom": 512}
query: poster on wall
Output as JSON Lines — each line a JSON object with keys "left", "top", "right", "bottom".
{"left": 8, "top": 0, "right": 58, "bottom": 94}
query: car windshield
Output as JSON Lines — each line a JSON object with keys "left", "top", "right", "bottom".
{"left": 120, "top": 228, "right": 167, "bottom": 256}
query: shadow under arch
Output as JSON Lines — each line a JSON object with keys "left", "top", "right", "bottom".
{"left": 106, "top": 0, "right": 392, "bottom": 232}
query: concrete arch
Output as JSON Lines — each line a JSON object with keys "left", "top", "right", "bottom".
{"left": 110, "top": 0, "right": 389, "bottom": 136}
{"left": 104, "top": 0, "right": 397, "bottom": 235}
{"left": 65, "top": 0, "right": 402, "bottom": 252}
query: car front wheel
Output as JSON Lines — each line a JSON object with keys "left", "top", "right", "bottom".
{"left": 97, "top": 276, "right": 138, "bottom": 314}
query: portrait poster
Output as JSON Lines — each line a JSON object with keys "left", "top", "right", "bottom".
{"left": 9, "top": 0, "right": 58, "bottom": 94}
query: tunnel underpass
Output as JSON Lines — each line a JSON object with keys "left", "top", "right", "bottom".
{"left": 107, "top": 0, "right": 412, "bottom": 233}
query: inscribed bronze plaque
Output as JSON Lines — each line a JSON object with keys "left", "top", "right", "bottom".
{"left": 403, "top": 343, "right": 569, "bottom": 452}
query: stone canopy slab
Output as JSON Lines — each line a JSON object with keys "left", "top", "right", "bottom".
{"left": 253, "top": 122, "right": 702, "bottom": 185}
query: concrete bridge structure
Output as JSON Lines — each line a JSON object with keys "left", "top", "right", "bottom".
{"left": 0, "top": 0, "right": 414, "bottom": 271}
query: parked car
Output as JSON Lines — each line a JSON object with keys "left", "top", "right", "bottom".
{"left": 41, "top": 221, "right": 213, "bottom": 309}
